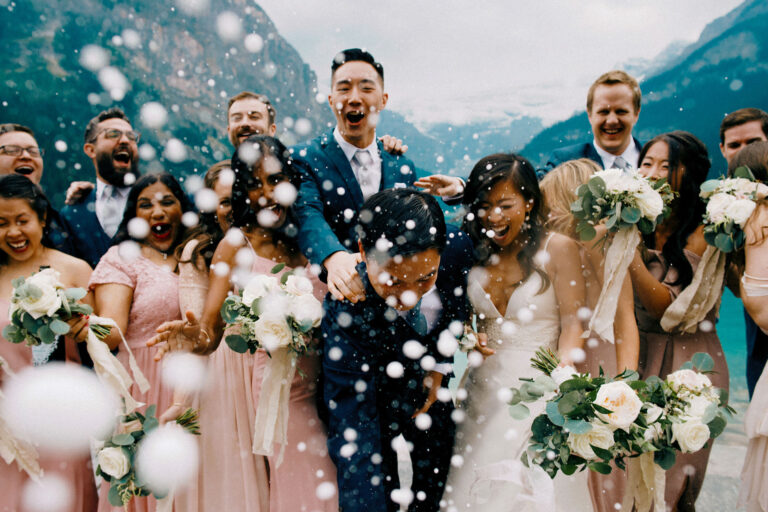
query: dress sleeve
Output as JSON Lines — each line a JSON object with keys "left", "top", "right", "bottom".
{"left": 88, "top": 246, "right": 136, "bottom": 290}
{"left": 178, "top": 239, "right": 210, "bottom": 317}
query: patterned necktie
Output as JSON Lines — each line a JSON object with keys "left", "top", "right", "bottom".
{"left": 612, "top": 156, "right": 630, "bottom": 171}
{"left": 100, "top": 186, "right": 122, "bottom": 238}
{"left": 354, "top": 149, "right": 376, "bottom": 199}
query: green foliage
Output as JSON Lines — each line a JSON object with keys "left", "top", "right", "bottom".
{"left": 225, "top": 334, "right": 249, "bottom": 354}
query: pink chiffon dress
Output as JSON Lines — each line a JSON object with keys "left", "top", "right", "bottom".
{"left": 0, "top": 298, "right": 98, "bottom": 512}
{"left": 89, "top": 246, "right": 181, "bottom": 512}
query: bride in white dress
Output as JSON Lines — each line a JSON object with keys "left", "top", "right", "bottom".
{"left": 444, "top": 153, "right": 594, "bottom": 511}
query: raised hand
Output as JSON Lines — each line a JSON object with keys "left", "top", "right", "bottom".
{"left": 379, "top": 134, "right": 408, "bottom": 155}
{"left": 65, "top": 181, "right": 95, "bottom": 205}
{"left": 414, "top": 174, "right": 465, "bottom": 197}
{"left": 323, "top": 251, "right": 365, "bottom": 303}
{"left": 66, "top": 314, "right": 91, "bottom": 343}
{"left": 147, "top": 310, "right": 204, "bottom": 361}
{"left": 412, "top": 371, "right": 443, "bottom": 418}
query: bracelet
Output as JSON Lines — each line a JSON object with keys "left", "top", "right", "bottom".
{"left": 196, "top": 328, "right": 211, "bottom": 352}
{"left": 744, "top": 272, "right": 768, "bottom": 281}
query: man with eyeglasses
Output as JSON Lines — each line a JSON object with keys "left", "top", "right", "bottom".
{"left": 61, "top": 107, "right": 141, "bottom": 267}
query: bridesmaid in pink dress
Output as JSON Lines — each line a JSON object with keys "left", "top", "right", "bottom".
{"left": 150, "top": 136, "right": 338, "bottom": 511}
{"left": 90, "top": 173, "right": 196, "bottom": 512}
{"left": 0, "top": 175, "right": 97, "bottom": 512}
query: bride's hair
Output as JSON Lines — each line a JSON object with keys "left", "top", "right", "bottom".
{"left": 462, "top": 153, "right": 549, "bottom": 292}
{"left": 0, "top": 174, "right": 53, "bottom": 266}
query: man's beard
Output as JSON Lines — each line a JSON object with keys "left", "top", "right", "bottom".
{"left": 96, "top": 149, "right": 139, "bottom": 187}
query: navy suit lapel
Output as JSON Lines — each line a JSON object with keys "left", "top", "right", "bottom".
{"left": 321, "top": 131, "right": 365, "bottom": 207}
{"left": 584, "top": 143, "right": 604, "bottom": 168}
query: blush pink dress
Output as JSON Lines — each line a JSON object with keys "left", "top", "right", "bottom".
{"left": 89, "top": 246, "right": 181, "bottom": 512}
{"left": 0, "top": 298, "right": 98, "bottom": 512}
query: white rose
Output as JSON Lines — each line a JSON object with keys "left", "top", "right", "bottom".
{"left": 289, "top": 293, "right": 324, "bottom": 328}
{"left": 594, "top": 381, "right": 643, "bottom": 431}
{"left": 725, "top": 198, "right": 757, "bottom": 227}
{"left": 252, "top": 310, "right": 293, "bottom": 351}
{"left": 635, "top": 187, "right": 664, "bottom": 219}
{"left": 644, "top": 403, "right": 664, "bottom": 424}
{"left": 706, "top": 193, "right": 736, "bottom": 224}
{"left": 643, "top": 422, "right": 664, "bottom": 443}
{"left": 550, "top": 365, "right": 579, "bottom": 387}
{"left": 97, "top": 446, "right": 131, "bottom": 479}
{"left": 284, "top": 275, "right": 314, "bottom": 296}
{"left": 20, "top": 268, "right": 64, "bottom": 319}
{"left": 567, "top": 422, "right": 615, "bottom": 460}
{"left": 671, "top": 420, "right": 710, "bottom": 453}
{"left": 666, "top": 369, "right": 711, "bottom": 393}
{"left": 597, "top": 169, "right": 640, "bottom": 194}
{"left": 241, "top": 275, "right": 279, "bottom": 307}
{"left": 755, "top": 183, "right": 768, "bottom": 200}
{"left": 684, "top": 394, "right": 718, "bottom": 420}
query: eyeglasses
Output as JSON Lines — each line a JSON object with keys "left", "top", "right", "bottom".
{"left": 92, "top": 128, "right": 140, "bottom": 142}
{"left": 0, "top": 145, "right": 43, "bottom": 157}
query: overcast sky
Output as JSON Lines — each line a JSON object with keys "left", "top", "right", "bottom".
{"left": 255, "top": 0, "right": 743, "bottom": 128}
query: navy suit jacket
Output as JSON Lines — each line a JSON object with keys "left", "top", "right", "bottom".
{"left": 293, "top": 130, "right": 418, "bottom": 267}
{"left": 59, "top": 189, "right": 113, "bottom": 268}
{"left": 543, "top": 137, "right": 644, "bottom": 174}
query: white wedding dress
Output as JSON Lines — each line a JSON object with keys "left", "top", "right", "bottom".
{"left": 445, "top": 242, "right": 593, "bottom": 511}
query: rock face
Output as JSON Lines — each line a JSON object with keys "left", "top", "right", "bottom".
{"left": 0, "top": 0, "right": 332, "bottom": 205}
{"left": 522, "top": 0, "right": 768, "bottom": 175}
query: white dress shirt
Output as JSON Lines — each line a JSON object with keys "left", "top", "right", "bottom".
{"left": 593, "top": 139, "right": 640, "bottom": 170}
{"left": 334, "top": 127, "right": 382, "bottom": 200}
{"left": 95, "top": 179, "right": 129, "bottom": 238}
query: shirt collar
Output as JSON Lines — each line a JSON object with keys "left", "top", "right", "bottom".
{"left": 592, "top": 138, "right": 640, "bottom": 169}
{"left": 96, "top": 179, "right": 129, "bottom": 200}
{"left": 333, "top": 126, "right": 379, "bottom": 163}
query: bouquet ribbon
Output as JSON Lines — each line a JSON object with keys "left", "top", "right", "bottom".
{"left": 621, "top": 452, "right": 666, "bottom": 512}
{"left": 86, "top": 315, "right": 150, "bottom": 413}
{"left": 660, "top": 245, "right": 725, "bottom": 334}
{"left": 589, "top": 226, "right": 641, "bottom": 343}
{"left": 251, "top": 347, "right": 296, "bottom": 467}
{"left": 0, "top": 355, "right": 42, "bottom": 481}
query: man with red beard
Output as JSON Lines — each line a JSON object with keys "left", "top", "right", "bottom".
{"left": 61, "top": 107, "right": 140, "bottom": 267}
{"left": 226, "top": 91, "right": 277, "bottom": 148}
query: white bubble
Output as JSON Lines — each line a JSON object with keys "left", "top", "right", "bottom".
{"left": 98, "top": 67, "right": 129, "bottom": 100}
{"left": 184, "top": 175, "right": 204, "bottom": 195}
{"left": 294, "top": 118, "right": 312, "bottom": 136}
{"left": 1, "top": 363, "right": 118, "bottom": 456}
{"left": 339, "top": 442, "right": 357, "bottom": 458}
{"left": 244, "top": 33, "right": 264, "bottom": 53}
{"left": 569, "top": 348, "right": 586, "bottom": 363}
{"left": 237, "top": 142, "right": 260, "bottom": 165}
{"left": 546, "top": 450, "right": 556, "bottom": 460}
{"left": 54, "top": 140, "right": 68, "bottom": 152}
{"left": 316, "top": 481, "right": 337, "bottom": 501}
{"left": 181, "top": 211, "right": 199, "bottom": 228}
{"left": 437, "top": 330, "right": 458, "bottom": 357}
{"left": 577, "top": 307, "right": 593, "bottom": 321}
{"left": 375, "top": 238, "right": 392, "bottom": 253}
{"left": 164, "top": 138, "right": 188, "bottom": 163}
{"left": 437, "top": 387, "right": 452, "bottom": 402}
{"left": 420, "top": 355, "right": 436, "bottom": 371}
{"left": 501, "top": 320, "right": 517, "bottom": 336}
{"left": 140, "top": 102, "right": 168, "bottom": 129}
{"left": 386, "top": 361, "right": 404, "bottom": 378}
{"left": 218, "top": 168, "right": 235, "bottom": 187}
{"left": 138, "top": 143, "right": 156, "bottom": 161}
{"left": 729, "top": 79, "right": 743, "bottom": 92}
{"left": 417, "top": 491, "right": 426, "bottom": 501}
{"left": 135, "top": 423, "right": 199, "bottom": 496}
{"left": 79, "top": 45, "right": 109, "bottom": 71}
{"left": 195, "top": 187, "right": 218, "bottom": 212}
{"left": 118, "top": 240, "right": 142, "bottom": 262}
{"left": 122, "top": 29, "right": 141, "bottom": 49}
{"left": 497, "top": 387, "right": 514, "bottom": 403}
{"left": 354, "top": 379, "right": 367, "bottom": 393}
{"left": 391, "top": 488, "right": 414, "bottom": 506}
{"left": 399, "top": 290, "right": 418, "bottom": 308}
{"left": 297, "top": 442, "right": 307, "bottom": 452}
{"left": 216, "top": 11, "right": 243, "bottom": 41}
{"left": 467, "top": 351, "right": 484, "bottom": 368}
{"left": 405, "top": 219, "right": 416, "bottom": 230}
{"left": 436, "top": 156, "right": 444, "bottom": 164}
{"left": 315, "top": 92, "right": 326, "bottom": 103}
{"left": 587, "top": 337, "right": 599, "bottom": 349}
{"left": 414, "top": 413, "right": 432, "bottom": 430}
{"left": 175, "top": 0, "right": 210, "bottom": 14}
{"left": 534, "top": 250, "right": 551, "bottom": 266}
{"left": 516, "top": 307, "right": 534, "bottom": 323}
{"left": 257, "top": 209, "right": 279, "bottom": 228}
{"left": 235, "top": 247, "right": 255, "bottom": 269}
{"left": 162, "top": 352, "right": 208, "bottom": 393}
{"left": 212, "top": 262, "right": 230, "bottom": 277}
{"left": 485, "top": 230, "right": 496, "bottom": 239}
{"left": 456, "top": 388, "right": 468, "bottom": 401}
{"left": 224, "top": 227, "right": 245, "bottom": 246}
{"left": 451, "top": 409, "right": 466, "bottom": 424}
{"left": 336, "top": 312, "right": 352, "bottom": 328}
{"left": 274, "top": 182, "right": 298, "bottom": 206}
{"left": 699, "top": 320, "right": 713, "bottom": 332}
{"left": 448, "top": 320, "right": 463, "bottom": 337}
{"left": 343, "top": 428, "right": 358, "bottom": 442}
{"left": 123, "top": 173, "right": 136, "bottom": 186}
{"left": 263, "top": 62, "right": 277, "bottom": 78}
{"left": 127, "top": 217, "right": 150, "bottom": 239}
{"left": 328, "top": 347, "right": 343, "bottom": 361}
{"left": 451, "top": 454, "right": 464, "bottom": 467}
{"left": 21, "top": 472, "right": 73, "bottom": 512}
{"left": 402, "top": 340, "right": 426, "bottom": 359}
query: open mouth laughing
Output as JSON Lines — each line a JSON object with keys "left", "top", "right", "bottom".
{"left": 113, "top": 146, "right": 133, "bottom": 167}
{"left": 13, "top": 165, "right": 34, "bottom": 176}
{"left": 7, "top": 239, "right": 30, "bottom": 253}
{"left": 345, "top": 111, "right": 365, "bottom": 126}
{"left": 150, "top": 222, "right": 172, "bottom": 241}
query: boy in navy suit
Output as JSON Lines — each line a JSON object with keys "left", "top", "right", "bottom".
{"left": 322, "top": 188, "right": 472, "bottom": 512}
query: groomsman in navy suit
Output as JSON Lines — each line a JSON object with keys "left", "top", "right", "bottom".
{"left": 293, "top": 48, "right": 465, "bottom": 303}
{"left": 61, "top": 108, "right": 140, "bottom": 267}
{"left": 544, "top": 70, "right": 644, "bottom": 173}
{"left": 323, "top": 188, "right": 472, "bottom": 512}
{"left": 719, "top": 108, "right": 768, "bottom": 396}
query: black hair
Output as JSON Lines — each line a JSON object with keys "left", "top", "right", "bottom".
{"left": 112, "top": 172, "right": 195, "bottom": 250}
{"left": 331, "top": 48, "right": 384, "bottom": 82}
{"left": 0, "top": 174, "right": 54, "bottom": 266}
{"left": 639, "top": 131, "right": 710, "bottom": 288}
{"left": 729, "top": 140, "right": 768, "bottom": 182}
{"left": 84, "top": 107, "right": 131, "bottom": 143}
{"left": 462, "top": 152, "right": 550, "bottom": 292}
{"left": 356, "top": 188, "right": 446, "bottom": 261}
{"left": 230, "top": 135, "right": 301, "bottom": 247}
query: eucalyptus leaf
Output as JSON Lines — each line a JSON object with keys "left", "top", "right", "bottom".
{"left": 546, "top": 400, "right": 565, "bottom": 426}
{"left": 270, "top": 262, "right": 286, "bottom": 274}
{"left": 732, "top": 166, "right": 756, "bottom": 180}
{"left": 591, "top": 444, "right": 614, "bottom": 461}
{"left": 564, "top": 419, "right": 592, "bottom": 435}
{"left": 637, "top": 217, "right": 654, "bottom": 234}
{"left": 655, "top": 448, "right": 677, "bottom": 470}
{"left": 588, "top": 461, "right": 612, "bottom": 474}
{"left": 707, "top": 415, "right": 726, "bottom": 438}
{"left": 691, "top": 352, "right": 714, "bottom": 372}
{"left": 578, "top": 223, "right": 597, "bottom": 241}
{"left": 699, "top": 180, "right": 720, "bottom": 194}
{"left": 621, "top": 207, "right": 641, "bottom": 224}
{"left": 509, "top": 403, "right": 530, "bottom": 420}
{"left": 225, "top": 334, "right": 249, "bottom": 353}
{"left": 715, "top": 233, "right": 734, "bottom": 253}
{"left": 145, "top": 404, "right": 157, "bottom": 418}
{"left": 587, "top": 177, "right": 606, "bottom": 197}
{"left": 558, "top": 391, "right": 581, "bottom": 415}
{"left": 111, "top": 433, "right": 135, "bottom": 446}
{"left": 37, "top": 324, "right": 55, "bottom": 345}
{"left": 49, "top": 318, "right": 71, "bottom": 336}
{"left": 65, "top": 287, "right": 87, "bottom": 301}
{"left": 108, "top": 483, "right": 125, "bottom": 506}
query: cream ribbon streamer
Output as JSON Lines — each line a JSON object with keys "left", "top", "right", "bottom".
{"left": 86, "top": 315, "right": 150, "bottom": 413}
{"left": 0, "top": 356, "right": 42, "bottom": 481}
{"left": 589, "top": 227, "right": 641, "bottom": 344}
{"left": 660, "top": 245, "right": 726, "bottom": 334}
{"left": 156, "top": 491, "right": 174, "bottom": 512}
{"left": 468, "top": 459, "right": 555, "bottom": 510}
{"left": 621, "top": 452, "right": 666, "bottom": 512}
{"left": 251, "top": 347, "right": 297, "bottom": 467}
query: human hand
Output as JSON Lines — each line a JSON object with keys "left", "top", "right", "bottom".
{"left": 159, "top": 403, "right": 187, "bottom": 425}
{"left": 324, "top": 251, "right": 365, "bottom": 303}
{"left": 414, "top": 174, "right": 465, "bottom": 197}
{"left": 65, "top": 181, "right": 95, "bottom": 205}
{"left": 67, "top": 314, "right": 91, "bottom": 343}
{"left": 474, "top": 332, "right": 495, "bottom": 360}
{"left": 147, "top": 311, "right": 203, "bottom": 361}
{"left": 412, "top": 371, "right": 443, "bottom": 418}
{"left": 379, "top": 134, "right": 408, "bottom": 155}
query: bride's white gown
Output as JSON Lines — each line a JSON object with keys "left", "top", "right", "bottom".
{"left": 445, "top": 258, "right": 593, "bottom": 511}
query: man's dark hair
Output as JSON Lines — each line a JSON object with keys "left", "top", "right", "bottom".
{"left": 227, "top": 91, "right": 276, "bottom": 125}
{"left": 331, "top": 48, "right": 384, "bottom": 83}
{"left": 84, "top": 107, "right": 131, "bottom": 143}
{"left": 0, "top": 123, "right": 35, "bottom": 138}
{"left": 720, "top": 108, "right": 768, "bottom": 143}
{"left": 357, "top": 188, "right": 446, "bottom": 259}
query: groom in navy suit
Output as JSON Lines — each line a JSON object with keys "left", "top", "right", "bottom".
{"left": 544, "top": 70, "right": 643, "bottom": 173}
{"left": 322, "top": 188, "right": 472, "bottom": 512}
{"left": 293, "top": 48, "right": 465, "bottom": 303}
